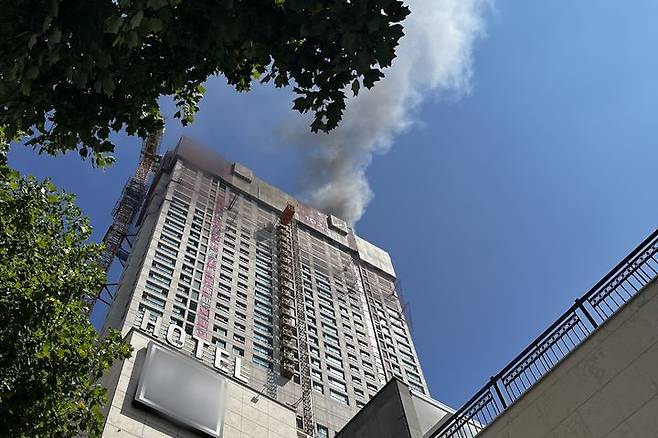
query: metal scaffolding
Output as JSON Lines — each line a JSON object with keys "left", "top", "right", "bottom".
{"left": 89, "top": 130, "right": 163, "bottom": 311}
{"left": 277, "top": 203, "right": 315, "bottom": 436}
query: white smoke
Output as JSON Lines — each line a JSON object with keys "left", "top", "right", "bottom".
{"left": 281, "top": 0, "right": 489, "bottom": 224}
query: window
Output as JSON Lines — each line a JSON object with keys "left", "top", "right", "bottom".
{"left": 320, "top": 313, "right": 336, "bottom": 325}
{"left": 253, "top": 355, "right": 273, "bottom": 370}
{"left": 142, "top": 292, "right": 166, "bottom": 309}
{"left": 327, "top": 366, "right": 344, "bottom": 379}
{"left": 148, "top": 271, "right": 171, "bottom": 287}
{"left": 312, "top": 381, "right": 324, "bottom": 393}
{"left": 253, "top": 343, "right": 273, "bottom": 358}
{"left": 213, "top": 338, "right": 226, "bottom": 349}
{"left": 253, "top": 332, "right": 272, "bottom": 346}
{"left": 153, "top": 251, "right": 176, "bottom": 267}
{"left": 157, "top": 242, "right": 178, "bottom": 257}
{"left": 255, "top": 300, "right": 272, "bottom": 313}
{"left": 323, "top": 333, "right": 340, "bottom": 346}
{"left": 325, "top": 344, "right": 341, "bottom": 356}
{"left": 407, "top": 372, "right": 422, "bottom": 384}
{"left": 328, "top": 376, "right": 347, "bottom": 392}
{"left": 254, "top": 310, "right": 273, "bottom": 325}
{"left": 325, "top": 354, "right": 342, "bottom": 367}
{"left": 254, "top": 321, "right": 273, "bottom": 335}
{"left": 329, "top": 389, "right": 349, "bottom": 405}
{"left": 316, "top": 425, "right": 329, "bottom": 438}
{"left": 145, "top": 281, "right": 167, "bottom": 297}
{"left": 323, "top": 325, "right": 338, "bottom": 336}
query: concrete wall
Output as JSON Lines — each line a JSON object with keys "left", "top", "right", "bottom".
{"left": 335, "top": 380, "right": 412, "bottom": 438}
{"left": 408, "top": 394, "right": 452, "bottom": 437}
{"left": 101, "top": 330, "right": 298, "bottom": 438}
{"left": 335, "top": 379, "right": 453, "bottom": 438}
{"left": 478, "top": 278, "right": 658, "bottom": 438}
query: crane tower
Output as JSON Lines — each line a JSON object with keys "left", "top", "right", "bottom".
{"left": 90, "top": 130, "right": 163, "bottom": 311}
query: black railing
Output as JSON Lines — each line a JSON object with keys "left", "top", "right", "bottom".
{"left": 431, "top": 229, "right": 658, "bottom": 438}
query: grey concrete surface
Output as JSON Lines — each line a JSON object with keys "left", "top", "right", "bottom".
{"left": 477, "top": 278, "right": 658, "bottom": 438}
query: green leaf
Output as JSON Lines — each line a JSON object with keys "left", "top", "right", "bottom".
{"left": 73, "top": 72, "right": 88, "bottom": 88}
{"left": 102, "top": 75, "right": 115, "bottom": 95}
{"left": 367, "top": 17, "right": 381, "bottom": 34}
{"left": 50, "top": 28, "right": 62, "bottom": 44}
{"left": 130, "top": 11, "right": 144, "bottom": 29}
{"left": 144, "top": 17, "right": 163, "bottom": 32}
{"left": 147, "top": 0, "right": 169, "bottom": 9}
{"left": 6, "top": 64, "right": 18, "bottom": 81}
{"left": 105, "top": 16, "right": 124, "bottom": 34}
{"left": 25, "top": 65, "right": 39, "bottom": 80}
{"left": 363, "top": 69, "right": 384, "bottom": 88}
{"left": 0, "top": 0, "right": 408, "bottom": 158}
{"left": 351, "top": 79, "right": 360, "bottom": 96}
{"left": 125, "top": 31, "right": 139, "bottom": 48}
{"left": 0, "top": 172, "right": 132, "bottom": 437}
{"left": 28, "top": 34, "right": 38, "bottom": 49}
{"left": 48, "top": 50, "right": 61, "bottom": 65}
{"left": 42, "top": 15, "right": 54, "bottom": 33}
{"left": 292, "top": 96, "right": 307, "bottom": 112}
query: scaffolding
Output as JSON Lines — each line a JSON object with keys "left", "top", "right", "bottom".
{"left": 89, "top": 130, "right": 163, "bottom": 310}
{"left": 277, "top": 204, "right": 315, "bottom": 436}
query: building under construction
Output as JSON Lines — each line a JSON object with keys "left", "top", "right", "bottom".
{"left": 98, "top": 136, "right": 431, "bottom": 438}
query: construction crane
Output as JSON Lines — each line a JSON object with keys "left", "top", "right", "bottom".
{"left": 89, "top": 130, "right": 163, "bottom": 311}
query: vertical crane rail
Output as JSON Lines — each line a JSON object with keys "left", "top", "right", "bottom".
{"left": 89, "top": 130, "right": 163, "bottom": 312}
{"left": 277, "top": 204, "right": 315, "bottom": 436}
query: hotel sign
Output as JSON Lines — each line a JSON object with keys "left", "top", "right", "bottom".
{"left": 139, "top": 317, "right": 250, "bottom": 384}
{"left": 135, "top": 342, "right": 227, "bottom": 437}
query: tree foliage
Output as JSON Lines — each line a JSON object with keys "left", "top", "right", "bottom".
{"left": 0, "top": 0, "right": 410, "bottom": 164}
{"left": 0, "top": 164, "right": 132, "bottom": 437}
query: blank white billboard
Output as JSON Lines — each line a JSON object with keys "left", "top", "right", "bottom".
{"left": 134, "top": 341, "right": 228, "bottom": 437}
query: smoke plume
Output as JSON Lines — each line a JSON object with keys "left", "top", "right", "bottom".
{"left": 281, "top": 0, "right": 488, "bottom": 224}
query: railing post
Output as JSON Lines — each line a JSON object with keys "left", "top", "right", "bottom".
{"left": 490, "top": 376, "right": 508, "bottom": 410}
{"left": 576, "top": 298, "right": 599, "bottom": 329}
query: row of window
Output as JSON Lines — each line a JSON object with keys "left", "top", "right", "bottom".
{"left": 140, "top": 166, "right": 425, "bottom": 403}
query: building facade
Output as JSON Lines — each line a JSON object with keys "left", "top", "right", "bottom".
{"left": 100, "top": 137, "right": 429, "bottom": 437}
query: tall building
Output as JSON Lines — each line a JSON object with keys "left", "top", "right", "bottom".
{"left": 100, "top": 137, "right": 430, "bottom": 438}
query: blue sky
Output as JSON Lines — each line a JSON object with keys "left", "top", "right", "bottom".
{"left": 9, "top": 0, "right": 658, "bottom": 408}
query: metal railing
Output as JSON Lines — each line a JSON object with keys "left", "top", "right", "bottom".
{"left": 431, "top": 228, "right": 658, "bottom": 438}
